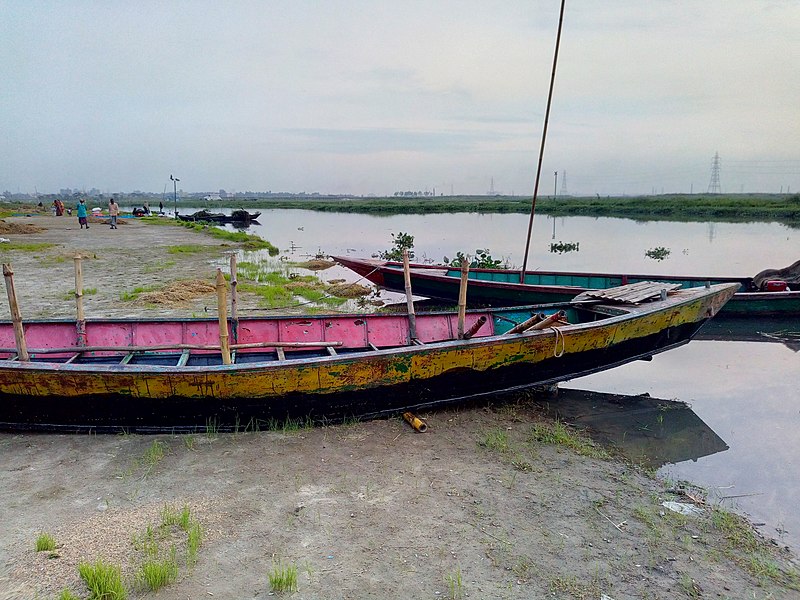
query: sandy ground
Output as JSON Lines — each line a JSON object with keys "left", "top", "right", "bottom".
{"left": 0, "top": 215, "right": 798, "bottom": 599}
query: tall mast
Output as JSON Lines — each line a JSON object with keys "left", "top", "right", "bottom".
{"left": 520, "top": 0, "right": 566, "bottom": 281}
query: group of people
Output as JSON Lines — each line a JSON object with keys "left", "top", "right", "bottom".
{"left": 70, "top": 198, "right": 120, "bottom": 229}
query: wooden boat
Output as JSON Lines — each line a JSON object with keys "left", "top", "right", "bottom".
{"left": 0, "top": 282, "right": 737, "bottom": 431}
{"left": 177, "top": 209, "right": 261, "bottom": 223}
{"left": 334, "top": 256, "right": 800, "bottom": 317}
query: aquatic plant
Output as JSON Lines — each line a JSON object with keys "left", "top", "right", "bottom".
{"left": 549, "top": 241, "right": 580, "bottom": 254}
{"left": 645, "top": 246, "right": 671, "bottom": 261}
{"left": 379, "top": 231, "right": 415, "bottom": 261}
{"left": 444, "top": 248, "right": 504, "bottom": 268}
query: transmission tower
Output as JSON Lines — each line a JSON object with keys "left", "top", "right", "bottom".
{"left": 707, "top": 152, "right": 722, "bottom": 193}
{"left": 560, "top": 170, "right": 568, "bottom": 195}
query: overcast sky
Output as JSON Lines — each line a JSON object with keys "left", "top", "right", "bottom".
{"left": 2, "top": 1, "right": 799, "bottom": 196}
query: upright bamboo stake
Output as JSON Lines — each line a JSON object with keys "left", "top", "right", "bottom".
{"left": 402, "top": 250, "right": 417, "bottom": 341}
{"left": 2, "top": 263, "right": 29, "bottom": 361}
{"left": 457, "top": 257, "right": 469, "bottom": 339}
{"left": 215, "top": 268, "right": 232, "bottom": 365}
{"left": 229, "top": 254, "right": 239, "bottom": 344}
{"left": 74, "top": 255, "right": 87, "bottom": 346}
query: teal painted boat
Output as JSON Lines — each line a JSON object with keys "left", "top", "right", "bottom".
{"left": 334, "top": 256, "right": 800, "bottom": 317}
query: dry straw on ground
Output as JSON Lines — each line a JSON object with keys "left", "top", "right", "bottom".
{"left": 136, "top": 280, "right": 216, "bottom": 306}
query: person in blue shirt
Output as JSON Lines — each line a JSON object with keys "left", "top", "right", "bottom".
{"left": 76, "top": 198, "right": 89, "bottom": 229}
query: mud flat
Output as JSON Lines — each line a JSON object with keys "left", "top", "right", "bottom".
{"left": 0, "top": 215, "right": 798, "bottom": 599}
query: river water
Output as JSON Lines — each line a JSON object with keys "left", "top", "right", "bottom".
{"left": 191, "top": 207, "right": 799, "bottom": 550}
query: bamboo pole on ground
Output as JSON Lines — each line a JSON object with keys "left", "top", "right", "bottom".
{"left": 215, "top": 268, "right": 232, "bottom": 364}
{"left": 457, "top": 257, "right": 469, "bottom": 339}
{"left": 2, "top": 263, "right": 29, "bottom": 361}
{"left": 402, "top": 250, "right": 417, "bottom": 341}
{"left": 229, "top": 254, "right": 239, "bottom": 344}
{"left": 74, "top": 255, "right": 87, "bottom": 346}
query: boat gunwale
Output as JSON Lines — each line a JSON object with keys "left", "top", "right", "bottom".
{"left": 0, "top": 283, "right": 739, "bottom": 374}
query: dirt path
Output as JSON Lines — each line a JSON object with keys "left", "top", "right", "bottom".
{"left": 0, "top": 215, "right": 798, "bottom": 599}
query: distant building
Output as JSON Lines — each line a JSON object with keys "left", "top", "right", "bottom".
{"left": 203, "top": 194, "right": 222, "bottom": 201}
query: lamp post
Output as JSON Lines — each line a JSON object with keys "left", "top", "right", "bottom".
{"left": 170, "top": 174, "right": 180, "bottom": 217}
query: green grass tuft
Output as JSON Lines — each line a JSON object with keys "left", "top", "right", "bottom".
{"left": 58, "top": 589, "right": 81, "bottom": 600}
{"left": 479, "top": 428, "right": 510, "bottom": 453}
{"left": 529, "top": 420, "right": 609, "bottom": 459}
{"left": 268, "top": 560, "right": 299, "bottom": 593}
{"left": 137, "top": 550, "right": 179, "bottom": 591}
{"left": 78, "top": 559, "right": 127, "bottom": 600}
{"left": 35, "top": 532, "right": 57, "bottom": 552}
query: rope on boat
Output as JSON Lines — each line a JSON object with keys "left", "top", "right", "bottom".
{"left": 550, "top": 326, "right": 565, "bottom": 357}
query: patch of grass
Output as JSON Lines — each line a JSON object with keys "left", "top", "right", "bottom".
{"left": 78, "top": 559, "right": 127, "bottom": 600}
{"left": 268, "top": 560, "right": 299, "bottom": 593}
{"left": 61, "top": 287, "right": 97, "bottom": 301}
{"left": 177, "top": 221, "right": 279, "bottom": 253}
{"left": 529, "top": 420, "right": 609, "bottom": 459}
{"left": 167, "top": 244, "right": 206, "bottom": 254}
{"left": 0, "top": 241, "right": 55, "bottom": 251}
{"left": 143, "top": 259, "right": 176, "bottom": 273}
{"left": 35, "top": 532, "right": 57, "bottom": 552}
{"left": 710, "top": 507, "right": 759, "bottom": 553}
{"left": 479, "top": 428, "right": 509, "bottom": 453}
{"left": 138, "top": 550, "right": 179, "bottom": 591}
{"left": 445, "top": 566, "right": 464, "bottom": 599}
{"left": 120, "top": 284, "right": 159, "bottom": 302}
{"left": 143, "top": 440, "right": 167, "bottom": 471}
{"left": 58, "top": 589, "right": 81, "bottom": 600}
{"left": 186, "top": 522, "right": 203, "bottom": 566}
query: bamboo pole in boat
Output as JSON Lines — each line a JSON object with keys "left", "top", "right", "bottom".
{"left": 230, "top": 253, "right": 239, "bottom": 344}
{"left": 526, "top": 310, "right": 566, "bottom": 331}
{"left": 504, "top": 313, "right": 545, "bottom": 335}
{"left": 2, "top": 263, "right": 29, "bottom": 361}
{"left": 463, "top": 315, "right": 488, "bottom": 340}
{"left": 73, "top": 255, "right": 87, "bottom": 346}
{"left": 402, "top": 250, "right": 417, "bottom": 341}
{"left": 457, "top": 257, "right": 469, "bottom": 339}
{"left": 216, "top": 268, "right": 232, "bottom": 365}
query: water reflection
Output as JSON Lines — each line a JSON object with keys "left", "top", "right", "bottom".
{"left": 537, "top": 388, "right": 728, "bottom": 469}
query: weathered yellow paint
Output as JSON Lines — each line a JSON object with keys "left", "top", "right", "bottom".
{"left": 0, "top": 292, "right": 723, "bottom": 401}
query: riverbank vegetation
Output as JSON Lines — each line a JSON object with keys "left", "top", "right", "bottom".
{"left": 188, "top": 194, "right": 800, "bottom": 226}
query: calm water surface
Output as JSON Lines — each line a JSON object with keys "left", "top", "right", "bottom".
{"left": 209, "top": 208, "right": 799, "bottom": 549}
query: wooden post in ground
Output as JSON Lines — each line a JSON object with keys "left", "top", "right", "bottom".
{"left": 2, "top": 263, "right": 29, "bottom": 361}
{"left": 229, "top": 254, "right": 239, "bottom": 344}
{"left": 215, "top": 268, "right": 232, "bottom": 365}
{"left": 74, "top": 255, "right": 87, "bottom": 346}
{"left": 457, "top": 257, "right": 469, "bottom": 339}
{"left": 402, "top": 250, "right": 417, "bottom": 342}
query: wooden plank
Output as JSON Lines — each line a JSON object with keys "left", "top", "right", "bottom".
{"left": 574, "top": 281, "right": 682, "bottom": 305}
{"left": 327, "top": 346, "right": 337, "bottom": 356}
{"left": 64, "top": 353, "right": 81, "bottom": 364}
{"left": 119, "top": 353, "right": 134, "bottom": 365}
{"left": 276, "top": 347, "right": 286, "bottom": 361}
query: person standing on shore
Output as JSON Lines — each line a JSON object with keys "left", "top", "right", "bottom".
{"left": 108, "top": 198, "right": 119, "bottom": 229}
{"left": 76, "top": 198, "right": 89, "bottom": 229}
